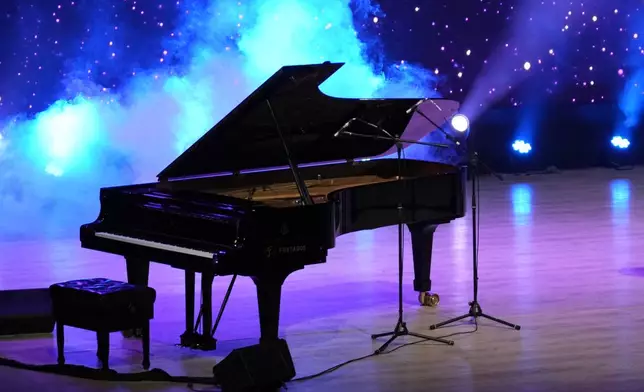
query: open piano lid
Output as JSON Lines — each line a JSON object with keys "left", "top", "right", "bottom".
{"left": 158, "top": 62, "right": 460, "bottom": 180}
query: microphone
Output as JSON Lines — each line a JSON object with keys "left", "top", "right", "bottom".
{"left": 406, "top": 99, "right": 427, "bottom": 114}
{"left": 426, "top": 99, "right": 443, "bottom": 111}
{"left": 440, "top": 130, "right": 461, "bottom": 146}
{"left": 357, "top": 118, "right": 395, "bottom": 138}
{"left": 414, "top": 107, "right": 461, "bottom": 146}
{"left": 335, "top": 118, "right": 397, "bottom": 140}
{"left": 333, "top": 118, "right": 357, "bottom": 137}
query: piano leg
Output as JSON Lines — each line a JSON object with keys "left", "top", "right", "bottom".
{"left": 210, "top": 273, "right": 296, "bottom": 388}
{"left": 251, "top": 273, "right": 288, "bottom": 343}
{"left": 181, "top": 271, "right": 196, "bottom": 346}
{"left": 407, "top": 222, "right": 441, "bottom": 307}
{"left": 123, "top": 257, "right": 150, "bottom": 338}
{"left": 200, "top": 271, "right": 216, "bottom": 349}
{"left": 125, "top": 257, "right": 150, "bottom": 286}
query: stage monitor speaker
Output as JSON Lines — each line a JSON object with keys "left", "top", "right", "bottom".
{"left": 0, "top": 288, "right": 54, "bottom": 336}
{"left": 212, "top": 339, "right": 296, "bottom": 391}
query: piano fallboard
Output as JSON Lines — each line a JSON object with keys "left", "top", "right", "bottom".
{"left": 80, "top": 183, "right": 336, "bottom": 275}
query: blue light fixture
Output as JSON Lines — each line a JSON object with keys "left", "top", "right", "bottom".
{"left": 611, "top": 136, "right": 630, "bottom": 149}
{"left": 512, "top": 139, "right": 532, "bottom": 154}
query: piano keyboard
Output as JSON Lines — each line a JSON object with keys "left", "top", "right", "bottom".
{"left": 95, "top": 232, "right": 214, "bottom": 259}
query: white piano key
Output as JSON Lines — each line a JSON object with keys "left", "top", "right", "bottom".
{"left": 94, "top": 232, "right": 214, "bottom": 259}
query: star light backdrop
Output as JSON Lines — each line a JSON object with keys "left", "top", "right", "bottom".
{"left": 0, "top": 0, "right": 642, "bottom": 238}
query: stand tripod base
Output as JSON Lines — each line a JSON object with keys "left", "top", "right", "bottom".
{"left": 429, "top": 301, "right": 521, "bottom": 331}
{"left": 372, "top": 320, "right": 454, "bottom": 354}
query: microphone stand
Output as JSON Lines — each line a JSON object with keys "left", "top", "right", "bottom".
{"left": 411, "top": 107, "right": 520, "bottom": 332}
{"left": 335, "top": 120, "right": 454, "bottom": 354}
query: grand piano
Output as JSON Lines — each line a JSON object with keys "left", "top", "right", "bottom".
{"left": 80, "top": 62, "right": 467, "bottom": 351}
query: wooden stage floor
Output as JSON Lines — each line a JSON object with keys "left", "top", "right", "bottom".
{"left": 0, "top": 167, "right": 643, "bottom": 391}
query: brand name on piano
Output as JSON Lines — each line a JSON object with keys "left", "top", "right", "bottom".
{"left": 265, "top": 245, "right": 307, "bottom": 257}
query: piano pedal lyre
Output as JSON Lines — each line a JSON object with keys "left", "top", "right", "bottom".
{"left": 418, "top": 292, "right": 440, "bottom": 307}
{"left": 122, "top": 328, "right": 144, "bottom": 338}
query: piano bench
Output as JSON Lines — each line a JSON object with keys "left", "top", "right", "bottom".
{"left": 49, "top": 278, "right": 156, "bottom": 371}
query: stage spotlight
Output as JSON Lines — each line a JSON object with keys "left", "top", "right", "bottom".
{"left": 611, "top": 136, "right": 630, "bottom": 149}
{"left": 450, "top": 114, "right": 469, "bottom": 133}
{"left": 608, "top": 136, "right": 634, "bottom": 170}
{"left": 512, "top": 139, "right": 532, "bottom": 154}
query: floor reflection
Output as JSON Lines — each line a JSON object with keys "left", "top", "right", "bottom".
{"left": 510, "top": 183, "right": 534, "bottom": 308}
{"left": 511, "top": 183, "right": 533, "bottom": 227}
{"left": 610, "top": 179, "right": 631, "bottom": 264}
{"left": 610, "top": 179, "right": 630, "bottom": 226}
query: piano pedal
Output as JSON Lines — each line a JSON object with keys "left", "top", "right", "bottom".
{"left": 418, "top": 292, "right": 440, "bottom": 307}
{"left": 179, "top": 331, "right": 217, "bottom": 351}
{"left": 121, "top": 328, "right": 144, "bottom": 338}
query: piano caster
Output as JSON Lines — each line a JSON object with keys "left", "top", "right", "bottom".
{"left": 418, "top": 292, "right": 440, "bottom": 307}
{"left": 179, "top": 331, "right": 217, "bottom": 351}
{"left": 122, "top": 328, "right": 144, "bottom": 338}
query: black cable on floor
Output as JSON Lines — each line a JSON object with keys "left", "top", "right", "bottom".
{"left": 290, "top": 321, "right": 478, "bottom": 383}
{"left": 0, "top": 323, "right": 478, "bottom": 387}
{"left": 0, "top": 356, "right": 216, "bottom": 385}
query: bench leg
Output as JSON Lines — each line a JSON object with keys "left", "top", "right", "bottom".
{"left": 96, "top": 331, "right": 110, "bottom": 371}
{"left": 56, "top": 323, "right": 65, "bottom": 365}
{"left": 142, "top": 321, "right": 150, "bottom": 370}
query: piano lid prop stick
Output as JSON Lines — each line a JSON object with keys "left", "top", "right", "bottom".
{"left": 265, "top": 99, "right": 314, "bottom": 206}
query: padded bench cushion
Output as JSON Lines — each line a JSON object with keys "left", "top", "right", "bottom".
{"left": 50, "top": 278, "right": 156, "bottom": 324}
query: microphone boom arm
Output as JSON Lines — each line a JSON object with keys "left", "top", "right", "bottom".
{"left": 334, "top": 117, "right": 449, "bottom": 149}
